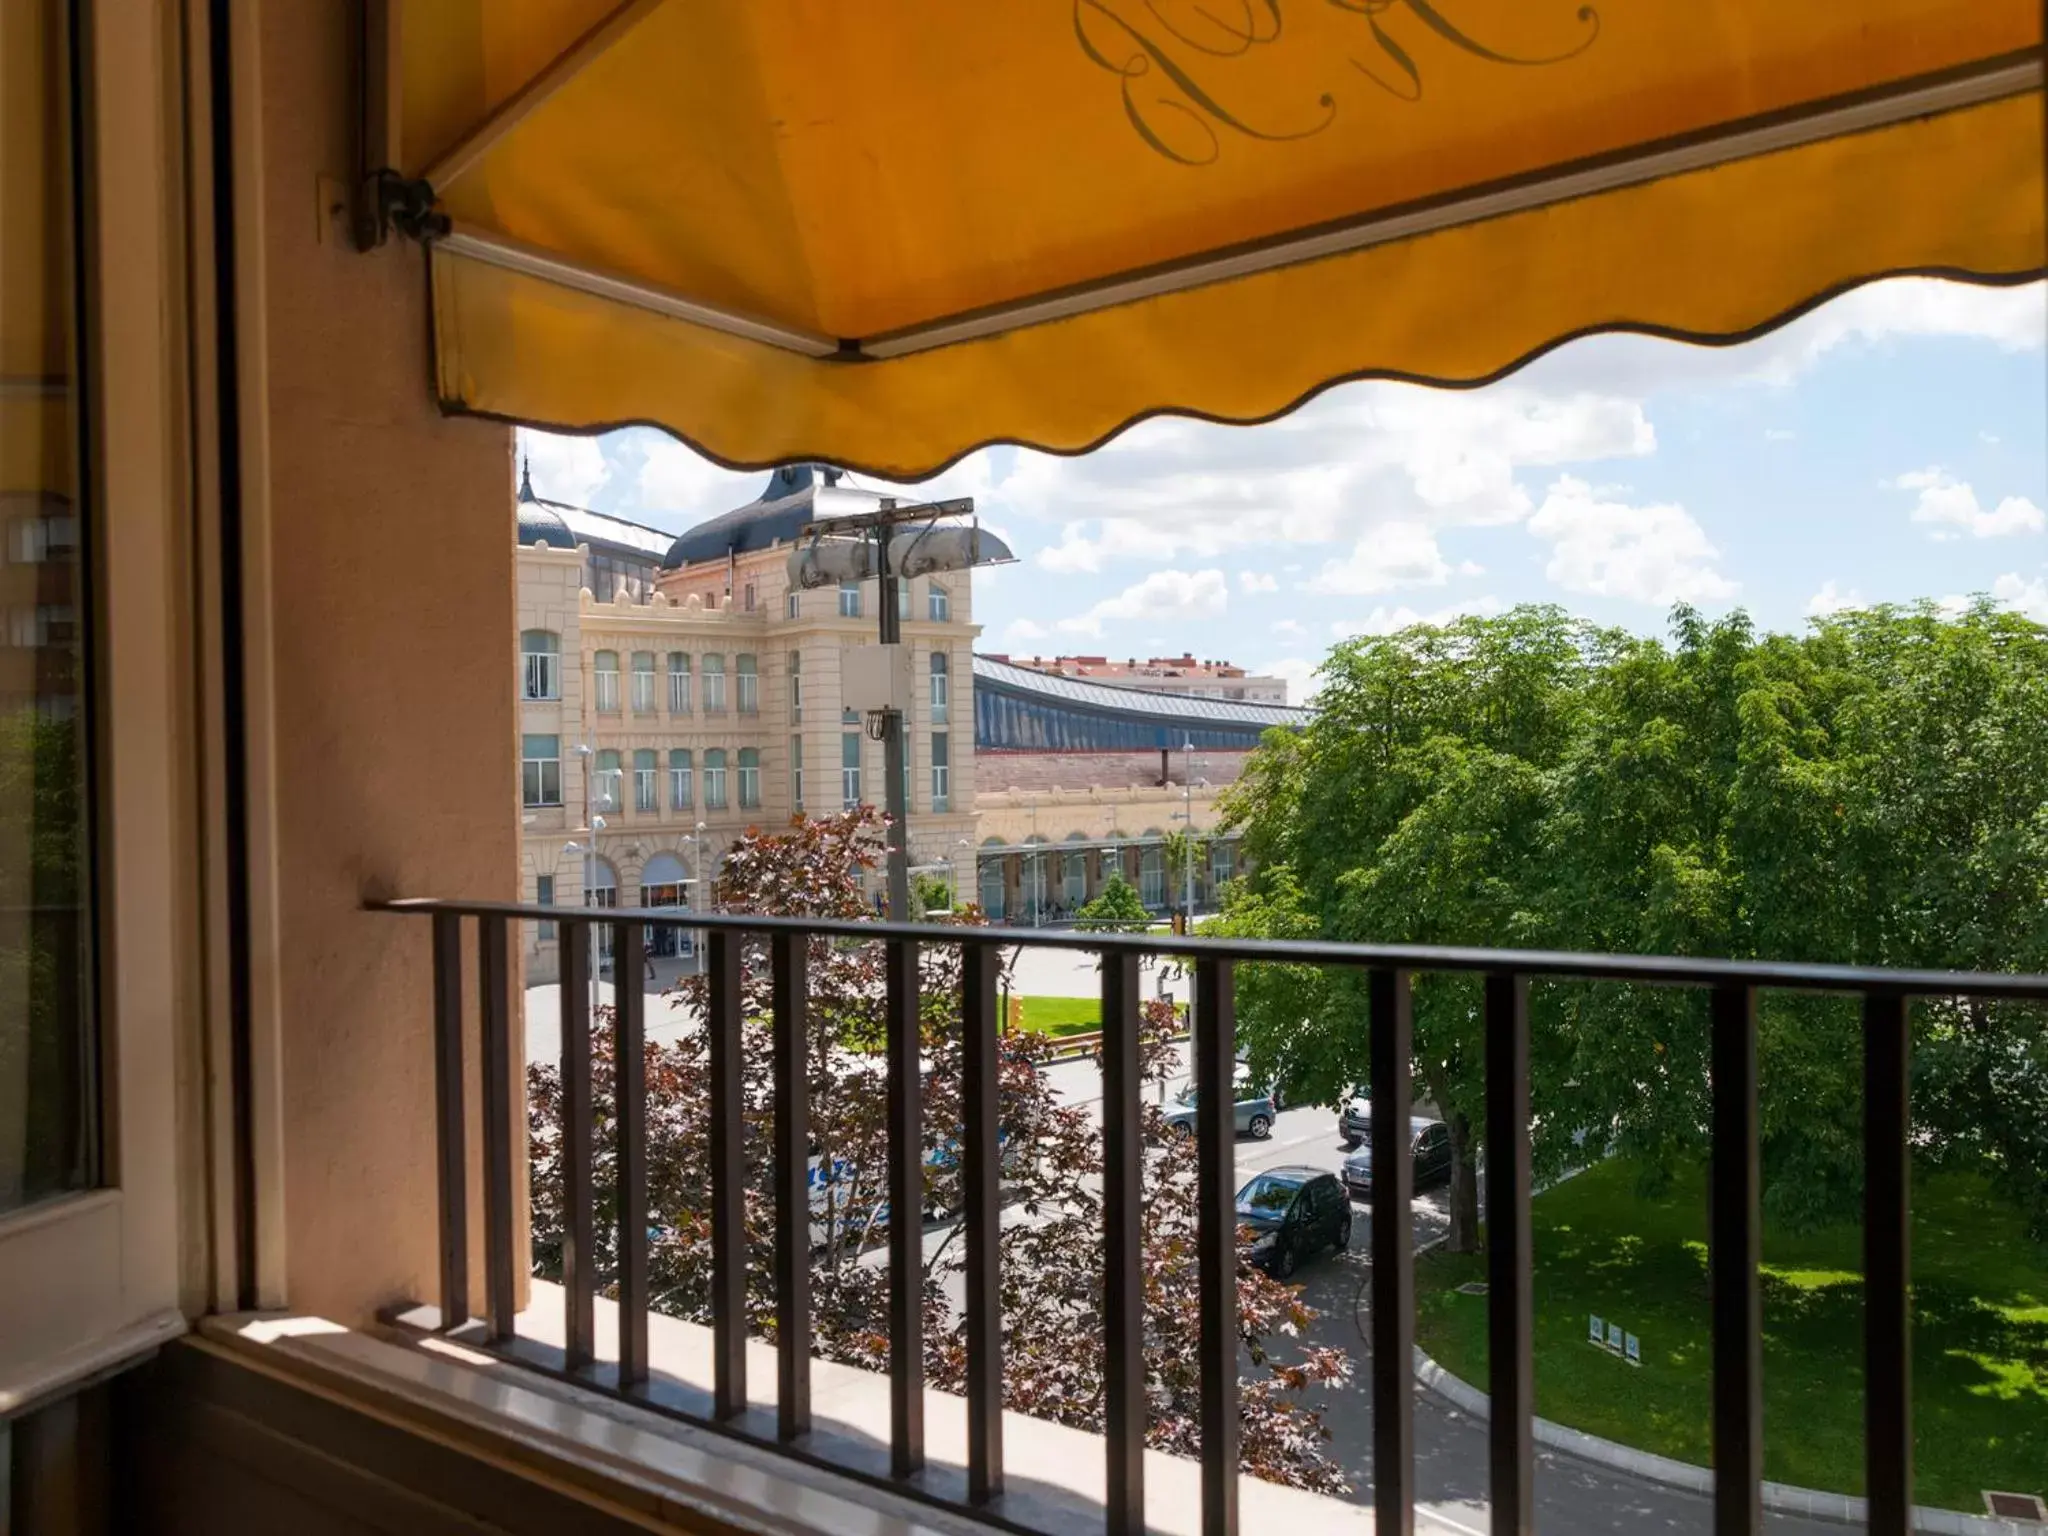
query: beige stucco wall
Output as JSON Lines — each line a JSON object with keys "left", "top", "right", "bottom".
{"left": 255, "top": 1, "right": 517, "bottom": 1325}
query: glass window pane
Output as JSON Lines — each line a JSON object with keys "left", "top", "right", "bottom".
{"left": 2, "top": 0, "right": 93, "bottom": 1210}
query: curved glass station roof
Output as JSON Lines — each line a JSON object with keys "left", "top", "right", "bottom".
{"left": 973, "top": 655, "right": 1308, "bottom": 754}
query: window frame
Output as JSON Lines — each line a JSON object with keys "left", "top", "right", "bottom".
{"left": 520, "top": 629, "right": 560, "bottom": 700}
{"left": 703, "top": 748, "right": 729, "bottom": 810}
{"left": 629, "top": 651, "right": 657, "bottom": 713}
{"left": 594, "top": 749, "right": 623, "bottom": 812}
{"left": 790, "top": 735, "right": 804, "bottom": 809}
{"left": 930, "top": 650, "right": 949, "bottom": 723}
{"left": 668, "top": 748, "right": 693, "bottom": 811}
{"left": 593, "top": 649, "right": 621, "bottom": 713}
{"left": 633, "top": 748, "right": 658, "bottom": 812}
{"left": 737, "top": 747, "right": 761, "bottom": 809}
{"left": 701, "top": 652, "right": 727, "bottom": 713}
{"left": 928, "top": 583, "right": 950, "bottom": 622}
{"left": 735, "top": 653, "right": 758, "bottom": 715}
{"left": 667, "top": 651, "right": 691, "bottom": 713}
{"left": 841, "top": 730, "right": 862, "bottom": 808}
{"left": 837, "top": 580, "right": 861, "bottom": 618}
{"left": 931, "top": 731, "right": 950, "bottom": 811}
{"left": 522, "top": 734, "right": 564, "bottom": 807}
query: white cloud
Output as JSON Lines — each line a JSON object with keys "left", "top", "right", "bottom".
{"left": 1893, "top": 468, "right": 2045, "bottom": 540}
{"left": 1306, "top": 521, "right": 1453, "bottom": 595}
{"left": 1002, "top": 618, "right": 1050, "bottom": 645}
{"left": 631, "top": 436, "right": 763, "bottom": 516}
{"left": 1527, "top": 475, "right": 1737, "bottom": 605}
{"left": 1980, "top": 431, "right": 2002, "bottom": 445}
{"left": 1805, "top": 579, "right": 1866, "bottom": 617}
{"left": 1270, "top": 618, "right": 1307, "bottom": 638}
{"left": 1329, "top": 597, "right": 1503, "bottom": 639}
{"left": 1992, "top": 572, "right": 2048, "bottom": 623}
{"left": 1239, "top": 570, "right": 1279, "bottom": 593}
{"left": 1764, "top": 428, "right": 1796, "bottom": 442}
{"left": 1057, "top": 568, "right": 1228, "bottom": 638}
{"left": 517, "top": 428, "right": 611, "bottom": 507}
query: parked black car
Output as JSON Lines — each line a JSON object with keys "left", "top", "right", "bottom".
{"left": 1236, "top": 1166, "right": 1351, "bottom": 1279}
{"left": 1341, "top": 1117, "right": 1454, "bottom": 1200}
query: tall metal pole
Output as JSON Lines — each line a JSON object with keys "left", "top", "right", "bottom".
{"left": 876, "top": 525, "right": 911, "bottom": 922}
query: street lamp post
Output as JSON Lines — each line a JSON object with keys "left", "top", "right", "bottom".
{"left": 785, "top": 493, "right": 1013, "bottom": 922}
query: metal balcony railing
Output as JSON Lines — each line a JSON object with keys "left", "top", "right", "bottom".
{"left": 370, "top": 897, "right": 2048, "bottom": 1536}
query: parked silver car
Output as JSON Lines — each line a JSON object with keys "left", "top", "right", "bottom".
{"left": 1336, "top": 1085, "right": 1371, "bottom": 1148}
{"left": 1164, "top": 1082, "right": 1275, "bottom": 1141}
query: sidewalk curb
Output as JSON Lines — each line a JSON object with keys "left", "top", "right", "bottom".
{"left": 1409, "top": 1346, "right": 2040, "bottom": 1534}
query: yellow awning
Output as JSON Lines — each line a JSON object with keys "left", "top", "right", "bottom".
{"left": 392, "top": 1, "right": 2045, "bottom": 479}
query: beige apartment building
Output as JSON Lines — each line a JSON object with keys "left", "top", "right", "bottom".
{"left": 516, "top": 464, "right": 979, "bottom": 978}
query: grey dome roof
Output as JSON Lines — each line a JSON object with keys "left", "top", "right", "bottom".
{"left": 516, "top": 498, "right": 577, "bottom": 550}
{"left": 662, "top": 463, "right": 843, "bottom": 570}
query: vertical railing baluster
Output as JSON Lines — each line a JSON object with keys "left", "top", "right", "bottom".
{"left": 886, "top": 938, "right": 926, "bottom": 1478}
{"left": 1863, "top": 990, "right": 1912, "bottom": 1536}
{"left": 1484, "top": 973, "right": 1532, "bottom": 1536}
{"left": 1101, "top": 951, "right": 1145, "bottom": 1536}
{"left": 772, "top": 929, "right": 812, "bottom": 1442}
{"left": 1194, "top": 955, "right": 1239, "bottom": 1536}
{"left": 560, "top": 918, "right": 595, "bottom": 1369}
{"left": 478, "top": 914, "right": 516, "bottom": 1341}
{"left": 1710, "top": 983, "right": 1762, "bottom": 1536}
{"left": 431, "top": 912, "right": 469, "bottom": 1331}
{"left": 1369, "top": 967, "right": 1414, "bottom": 1536}
{"left": 615, "top": 920, "right": 649, "bottom": 1387}
{"left": 962, "top": 940, "right": 1005, "bottom": 1505}
{"left": 709, "top": 928, "right": 747, "bottom": 1419}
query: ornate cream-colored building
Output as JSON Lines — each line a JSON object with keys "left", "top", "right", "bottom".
{"left": 516, "top": 464, "right": 979, "bottom": 978}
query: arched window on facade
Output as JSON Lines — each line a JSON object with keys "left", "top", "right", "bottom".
{"left": 633, "top": 748, "right": 658, "bottom": 812}
{"left": 927, "top": 583, "right": 951, "bottom": 622}
{"left": 593, "top": 650, "right": 620, "bottom": 713}
{"left": 978, "top": 841, "right": 1006, "bottom": 920}
{"left": 1140, "top": 839, "right": 1165, "bottom": 908}
{"left": 668, "top": 651, "right": 691, "bottom": 713}
{"left": 701, "top": 653, "right": 727, "bottom": 712}
{"left": 737, "top": 747, "right": 761, "bottom": 809}
{"left": 1062, "top": 833, "right": 1088, "bottom": 907}
{"left": 930, "top": 650, "right": 949, "bottom": 723}
{"left": 593, "top": 749, "right": 623, "bottom": 812}
{"left": 704, "top": 748, "right": 728, "bottom": 809}
{"left": 630, "top": 651, "right": 656, "bottom": 712}
{"left": 520, "top": 629, "right": 559, "bottom": 700}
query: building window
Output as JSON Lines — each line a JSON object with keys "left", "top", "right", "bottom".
{"left": 1211, "top": 841, "right": 1235, "bottom": 886}
{"left": 6, "top": 512, "right": 78, "bottom": 564}
{"left": 736, "top": 653, "right": 759, "bottom": 714}
{"left": 1141, "top": 844, "right": 1165, "bottom": 907}
{"left": 630, "top": 651, "right": 657, "bottom": 712}
{"left": 594, "top": 650, "right": 620, "bottom": 713}
{"left": 896, "top": 582, "right": 910, "bottom": 621}
{"left": 930, "top": 650, "right": 949, "bottom": 723}
{"left": 634, "top": 748, "right": 658, "bottom": 812}
{"left": 738, "top": 747, "right": 761, "bottom": 809}
{"left": 1064, "top": 847, "right": 1087, "bottom": 906}
{"left": 841, "top": 731, "right": 861, "bottom": 808}
{"left": 521, "top": 630, "right": 560, "bottom": 700}
{"left": 786, "top": 590, "right": 801, "bottom": 619}
{"left": 790, "top": 736, "right": 804, "bottom": 809}
{"left": 704, "top": 748, "right": 728, "bottom": 810}
{"left": 743, "top": 581, "right": 757, "bottom": 612}
{"left": 522, "top": 734, "right": 562, "bottom": 807}
{"left": 928, "top": 583, "right": 951, "bottom": 622}
{"left": 536, "top": 873, "right": 557, "bottom": 940}
{"left": 838, "top": 580, "right": 861, "bottom": 618}
{"left": 788, "top": 651, "right": 802, "bottom": 721}
{"left": 931, "top": 732, "right": 950, "bottom": 811}
{"left": 594, "top": 749, "right": 623, "bottom": 812}
{"left": 669, "top": 748, "right": 692, "bottom": 811}
{"left": 668, "top": 652, "right": 691, "bottom": 713}
{"left": 702, "top": 653, "right": 727, "bottom": 712}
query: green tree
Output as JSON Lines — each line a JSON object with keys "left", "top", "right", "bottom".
{"left": 1075, "top": 871, "right": 1151, "bottom": 932}
{"left": 1220, "top": 600, "right": 2048, "bottom": 1248}
{"left": 1159, "top": 827, "right": 1204, "bottom": 912}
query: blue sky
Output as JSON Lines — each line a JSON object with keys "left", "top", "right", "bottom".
{"left": 519, "top": 277, "right": 2046, "bottom": 704}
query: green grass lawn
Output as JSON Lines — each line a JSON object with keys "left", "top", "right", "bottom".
{"left": 1011, "top": 995, "right": 1102, "bottom": 1038}
{"left": 1416, "top": 1157, "right": 2048, "bottom": 1511}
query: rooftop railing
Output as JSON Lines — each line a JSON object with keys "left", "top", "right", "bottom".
{"left": 370, "top": 896, "right": 2048, "bottom": 1536}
